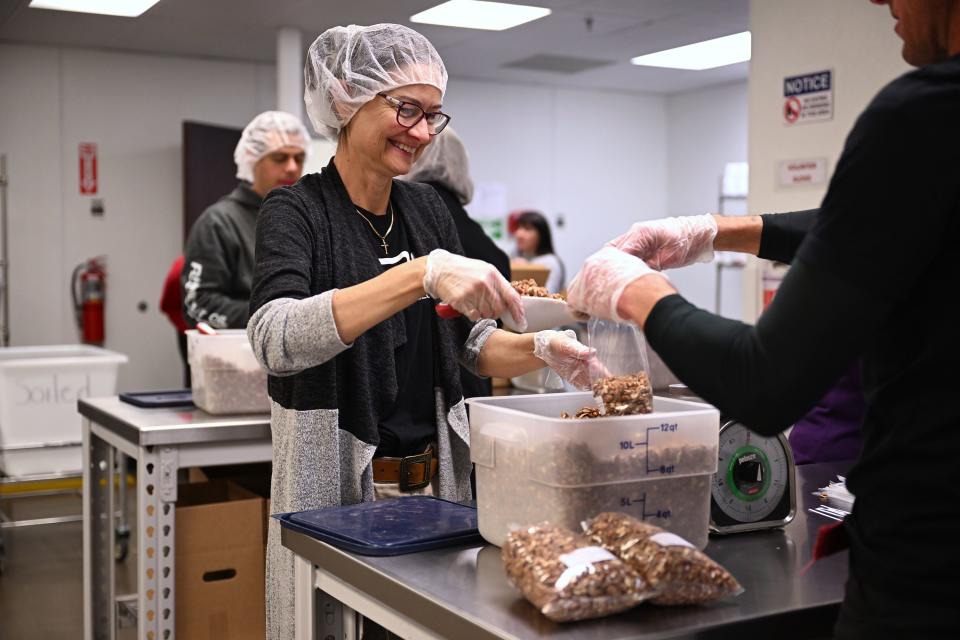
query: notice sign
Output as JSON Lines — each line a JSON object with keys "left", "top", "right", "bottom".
{"left": 783, "top": 70, "right": 833, "bottom": 125}
{"left": 779, "top": 158, "right": 828, "bottom": 187}
{"left": 79, "top": 143, "right": 98, "bottom": 195}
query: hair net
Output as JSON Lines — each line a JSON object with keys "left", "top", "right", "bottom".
{"left": 234, "top": 111, "right": 311, "bottom": 182}
{"left": 402, "top": 126, "right": 474, "bottom": 205}
{"left": 304, "top": 23, "right": 448, "bottom": 140}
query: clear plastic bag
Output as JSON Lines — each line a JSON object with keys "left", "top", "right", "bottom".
{"left": 586, "top": 319, "right": 653, "bottom": 415}
{"left": 502, "top": 523, "right": 656, "bottom": 622}
{"left": 582, "top": 512, "right": 744, "bottom": 605}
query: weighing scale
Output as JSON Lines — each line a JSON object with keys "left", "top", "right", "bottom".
{"left": 668, "top": 385, "right": 796, "bottom": 534}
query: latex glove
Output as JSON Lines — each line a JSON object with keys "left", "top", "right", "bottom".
{"left": 607, "top": 214, "right": 717, "bottom": 270}
{"left": 424, "top": 249, "right": 527, "bottom": 330}
{"left": 533, "top": 329, "right": 597, "bottom": 390}
{"left": 567, "top": 247, "right": 661, "bottom": 322}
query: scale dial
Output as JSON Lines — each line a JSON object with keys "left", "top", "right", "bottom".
{"left": 711, "top": 421, "right": 794, "bottom": 528}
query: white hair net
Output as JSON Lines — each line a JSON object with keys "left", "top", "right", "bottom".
{"left": 234, "top": 111, "right": 311, "bottom": 182}
{"left": 402, "top": 126, "right": 474, "bottom": 205}
{"left": 304, "top": 23, "right": 448, "bottom": 140}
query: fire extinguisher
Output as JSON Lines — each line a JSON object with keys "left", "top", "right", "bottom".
{"left": 71, "top": 257, "right": 106, "bottom": 345}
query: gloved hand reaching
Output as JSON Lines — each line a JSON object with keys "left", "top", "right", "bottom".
{"left": 566, "top": 247, "right": 663, "bottom": 322}
{"left": 606, "top": 214, "right": 717, "bottom": 270}
{"left": 423, "top": 249, "right": 527, "bottom": 331}
{"left": 532, "top": 329, "right": 598, "bottom": 390}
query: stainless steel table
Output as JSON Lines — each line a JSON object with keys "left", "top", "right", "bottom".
{"left": 285, "top": 462, "right": 850, "bottom": 640}
{"left": 79, "top": 396, "right": 271, "bottom": 640}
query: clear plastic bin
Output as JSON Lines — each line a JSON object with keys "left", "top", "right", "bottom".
{"left": 0, "top": 344, "right": 127, "bottom": 475}
{"left": 468, "top": 393, "right": 719, "bottom": 548}
{"left": 186, "top": 330, "right": 269, "bottom": 415}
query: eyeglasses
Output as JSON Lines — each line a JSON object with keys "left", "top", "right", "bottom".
{"left": 378, "top": 93, "right": 451, "bottom": 135}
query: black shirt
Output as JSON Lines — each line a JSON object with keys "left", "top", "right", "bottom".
{"left": 645, "top": 54, "right": 960, "bottom": 629}
{"left": 354, "top": 201, "right": 437, "bottom": 458}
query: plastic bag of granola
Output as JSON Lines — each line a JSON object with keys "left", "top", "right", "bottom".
{"left": 586, "top": 319, "right": 653, "bottom": 415}
{"left": 501, "top": 523, "right": 656, "bottom": 622}
{"left": 582, "top": 512, "right": 743, "bottom": 605}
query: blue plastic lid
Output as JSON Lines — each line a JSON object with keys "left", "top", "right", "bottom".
{"left": 276, "top": 496, "right": 481, "bottom": 556}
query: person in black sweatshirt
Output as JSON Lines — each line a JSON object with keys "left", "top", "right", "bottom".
{"left": 402, "top": 126, "right": 511, "bottom": 398}
{"left": 567, "top": 2, "right": 960, "bottom": 637}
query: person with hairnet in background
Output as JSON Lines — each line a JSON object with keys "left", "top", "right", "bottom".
{"left": 401, "top": 126, "right": 510, "bottom": 399}
{"left": 181, "top": 110, "right": 311, "bottom": 330}
{"left": 246, "top": 24, "right": 598, "bottom": 638}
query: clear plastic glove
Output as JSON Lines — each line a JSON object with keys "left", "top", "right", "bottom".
{"left": 423, "top": 249, "right": 527, "bottom": 330}
{"left": 607, "top": 214, "right": 717, "bottom": 270}
{"left": 532, "top": 329, "right": 598, "bottom": 390}
{"left": 567, "top": 247, "right": 661, "bottom": 322}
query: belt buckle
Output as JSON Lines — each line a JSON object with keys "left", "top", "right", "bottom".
{"left": 399, "top": 451, "right": 432, "bottom": 492}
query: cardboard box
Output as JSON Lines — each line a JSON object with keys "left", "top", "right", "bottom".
{"left": 176, "top": 481, "right": 266, "bottom": 640}
{"left": 509, "top": 261, "right": 549, "bottom": 287}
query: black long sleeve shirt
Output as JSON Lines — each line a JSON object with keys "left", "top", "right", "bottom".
{"left": 645, "top": 54, "right": 960, "bottom": 621}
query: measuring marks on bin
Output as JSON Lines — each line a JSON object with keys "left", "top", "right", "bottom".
{"left": 618, "top": 423, "right": 679, "bottom": 475}
{"left": 617, "top": 423, "right": 680, "bottom": 523}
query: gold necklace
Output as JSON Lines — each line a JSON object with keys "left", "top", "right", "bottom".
{"left": 354, "top": 201, "right": 395, "bottom": 255}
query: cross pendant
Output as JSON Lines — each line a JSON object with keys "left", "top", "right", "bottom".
{"left": 380, "top": 240, "right": 389, "bottom": 254}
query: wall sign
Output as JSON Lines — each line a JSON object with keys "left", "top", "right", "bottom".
{"left": 79, "top": 142, "right": 98, "bottom": 195}
{"left": 783, "top": 70, "right": 833, "bottom": 125}
{"left": 778, "top": 158, "right": 828, "bottom": 187}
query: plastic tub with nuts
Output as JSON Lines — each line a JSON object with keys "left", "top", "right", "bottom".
{"left": 467, "top": 392, "right": 719, "bottom": 549}
{"left": 186, "top": 329, "right": 269, "bottom": 415}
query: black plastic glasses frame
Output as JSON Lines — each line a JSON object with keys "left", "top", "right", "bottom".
{"left": 378, "top": 93, "right": 451, "bottom": 135}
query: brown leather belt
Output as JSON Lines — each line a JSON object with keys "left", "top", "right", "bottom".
{"left": 372, "top": 447, "right": 438, "bottom": 492}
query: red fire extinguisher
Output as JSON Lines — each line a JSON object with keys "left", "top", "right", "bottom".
{"left": 71, "top": 257, "right": 106, "bottom": 345}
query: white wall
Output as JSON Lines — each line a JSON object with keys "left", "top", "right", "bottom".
{"left": 443, "top": 79, "right": 668, "bottom": 282}
{"left": 744, "top": 0, "right": 909, "bottom": 317}
{"left": 665, "top": 81, "right": 749, "bottom": 317}
{"left": 0, "top": 44, "right": 275, "bottom": 390}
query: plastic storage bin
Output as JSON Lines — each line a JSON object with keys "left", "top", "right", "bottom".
{"left": 0, "top": 344, "right": 127, "bottom": 475}
{"left": 186, "top": 330, "right": 269, "bottom": 415}
{"left": 468, "top": 392, "right": 719, "bottom": 549}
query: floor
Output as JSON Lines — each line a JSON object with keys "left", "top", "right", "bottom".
{"left": 0, "top": 490, "right": 138, "bottom": 639}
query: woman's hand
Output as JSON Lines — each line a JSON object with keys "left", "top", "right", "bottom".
{"left": 532, "top": 329, "right": 598, "bottom": 390}
{"left": 567, "top": 247, "right": 673, "bottom": 323}
{"left": 606, "top": 214, "right": 717, "bottom": 270}
{"left": 423, "top": 249, "right": 527, "bottom": 330}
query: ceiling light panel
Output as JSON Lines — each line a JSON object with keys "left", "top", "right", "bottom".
{"left": 411, "top": 0, "right": 551, "bottom": 32}
{"left": 631, "top": 31, "right": 751, "bottom": 71}
{"left": 29, "top": 0, "right": 161, "bottom": 18}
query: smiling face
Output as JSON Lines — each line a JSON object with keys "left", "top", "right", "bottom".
{"left": 872, "top": 0, "right": 955, "bottom": 66}
{"left": 339, "top": 83, "right": 441, "bottom": 179}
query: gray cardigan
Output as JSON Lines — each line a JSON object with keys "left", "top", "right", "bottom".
{"left": 247, "top": 160, "right": 495, "bottom": 639}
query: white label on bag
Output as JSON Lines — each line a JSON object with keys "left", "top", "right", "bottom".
{"left": 555, "top": 547, "right": 617, "bottom": 591}
{"left": 649, "top": 532, "right": 695, "bottom": 549}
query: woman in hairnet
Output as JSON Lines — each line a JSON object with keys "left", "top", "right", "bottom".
{"left": 246, "top": 24, "right": 595, "bottom": 637}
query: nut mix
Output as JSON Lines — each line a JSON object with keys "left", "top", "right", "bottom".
{"left": 511, "top": 278, "right": 564, "bottom": 300}
{"left": 560, "top": 406, "right": 603, "bottom": 420}
{"left": 592, "top": 373, "right": 654, "bottom": 416}
{"left": 193, "top": 353, "right": 270, "bottom": 414}
{"left": 582, "top": 512, "right": 743, "bottom": 605}
{"left": 475, "top": 434, "right": 715, "bottom": 548}
{"left": 501, "top": 523, "right": 655, "bottom": 622}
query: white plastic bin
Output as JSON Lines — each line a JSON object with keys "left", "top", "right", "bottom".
{"left": 468, "top": 392, "right": 719, "bottom": 548}
{"left": 0, "top": 344, "right": 127, "bottom": 475}
{"left": 186, "top": 330, "right": 269, "bottom": 415}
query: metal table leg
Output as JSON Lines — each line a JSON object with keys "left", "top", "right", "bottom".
{"left": 137, "top": 445, "right": 176, "bottom": 640}
{"left": 83, "top": 419, "right": 116, "bottom": 640}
